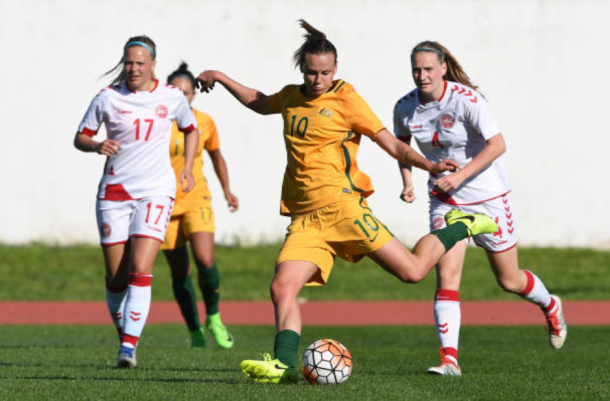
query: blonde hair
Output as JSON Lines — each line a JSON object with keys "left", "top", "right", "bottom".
{"left": 292, "top": 19, "right": 337, "bottom": 71}
{"left": 411, "top": 41, "right": 482, "bottom": 96}
{"left": 103, "top": 35, "right": 157, "bottom": 86}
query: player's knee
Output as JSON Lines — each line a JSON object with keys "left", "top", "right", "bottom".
{"left": 270, "top": 277, "right": 299, "bottom": 305}
{"left": 496, "top": 276, "right": 521, "bottom": 293}
{"left": 394, "top": 266, "right": 426, "bottom": 284}
{"left": 194, "top": 253, "right": 215, "bottom": 269}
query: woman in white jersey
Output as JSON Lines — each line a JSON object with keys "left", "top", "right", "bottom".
{"left": 161, "top": 62, "right": 237, "bottom": 350}
{"left": 74, "top": 35, "right": 199, "bottom": 368}
{"left": 393, "top": 40, "right": 567, "bottom": 376}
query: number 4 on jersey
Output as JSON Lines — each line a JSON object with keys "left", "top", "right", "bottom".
{"left": 432, "top": 131, "right": 444, "bottom": 148}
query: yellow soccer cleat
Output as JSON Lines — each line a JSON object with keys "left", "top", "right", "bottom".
{"left": 444, "top": 209, "right": 498, "bottom": 237}
{"left": 240, "top": 353, "right": 299, "bottom": 384}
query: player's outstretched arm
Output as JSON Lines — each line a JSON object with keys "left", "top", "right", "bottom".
{"left": 375, "top": 129, "right": 459, "bottom": 175}
{"left": 195, "top": 70, "right": 276, "bottom": 115}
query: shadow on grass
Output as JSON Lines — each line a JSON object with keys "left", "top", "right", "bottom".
{"left": 6, "top": 375, "right": 241, "bottom": 384}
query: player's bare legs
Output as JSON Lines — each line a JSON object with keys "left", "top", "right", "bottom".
{"left": 240, "top": 260, "right": 316, "bottom": 383}
{"left": 271, "top": 260, "right": 318, "bottom": 333}
{"left": 368, "top": 236, "right": 447, "bottom": 283}
{"left": 486, "top": 247, "right": 567, "bottom": 349}
{"left": 130, "top": 237, "right": 161, "bottom": 274}
{"left": 102, "top": 243, "right": 130, "bottom": 286}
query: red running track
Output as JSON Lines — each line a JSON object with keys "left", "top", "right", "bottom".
{"left": 1, "top": 300, "right": 608, "bottom": 325}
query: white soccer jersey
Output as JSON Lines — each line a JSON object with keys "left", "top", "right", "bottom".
{"left": 393, "top": 81, "right": 511, "bottom": 205}
{"left": 78, "top": 81, "right": 197, "bottom": 201}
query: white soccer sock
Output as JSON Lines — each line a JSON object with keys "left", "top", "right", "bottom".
{"left": 519, "top": 270, "right": 555, "bottom": 313}
{"left": 122, "top": 273, "right": 153, "bottom": 347}
{"left": 106, "top": 282, "right": 128, "bottom": 335}
{"left": 434, "top": 289, "right": 461, "bottom": 363}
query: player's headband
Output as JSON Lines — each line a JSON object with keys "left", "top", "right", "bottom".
{"left": 124, "top": 41, "right": 156, "bottom": 59}
{"left": 413, "top": 47, "right": 444, "bottom": 58}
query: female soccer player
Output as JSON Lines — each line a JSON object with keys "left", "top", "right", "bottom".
{"left": 74, "top": 36, "right": 199, "bottom": 368}
{"left": 196, "top": 21, "right": 498, "bottom": 384}
{"left": 393, "top": 41, "right": 567, "bottom": 376}
{"left": 161, "top": 62, "right": 237, "bottom": 349}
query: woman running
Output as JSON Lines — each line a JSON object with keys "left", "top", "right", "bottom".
{"left": 196, "top": 21, "right": 498, "bottom": 383}
{"left": 74, "top": 35, "right": 198, "bottom": 368}
{"left": 393, "top": 41, "right": 567, "bottom": 376}
{"left": 161, "top": 62, "right": 237, "bottom": 349}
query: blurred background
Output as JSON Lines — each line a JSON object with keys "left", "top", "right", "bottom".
{"left": 1, "top": 0, "right": 607, "bottom": 248}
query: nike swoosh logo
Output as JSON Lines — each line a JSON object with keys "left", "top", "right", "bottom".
{"left": 274, "top": 364, "right": 286, "bottom": 370}
{"left": 456, "top": 216, "right": 475, "bottom": 223}
{"left": 369, "top": 232, "right": 380, "bottom": 243}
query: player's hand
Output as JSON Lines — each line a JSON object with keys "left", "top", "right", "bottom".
{"left": 225, "top": 191, "right": 239, "bottom": 212}
{"left": 429, "top": 158, "right": 460, "bottom": 175}
{"left": 195, "top": 71, "right": 217, "bottom": 93}
{"left": 400, "top": 183, "right": 416, "bottom": 203}
{"left": 434, "top": 171, "right": 466, "bottom": 193}
{"left": 179, "top": 170, "right": 195, "bottom": 193}
{"left": 97, "top": 139, "right": 121, "bottom": 156}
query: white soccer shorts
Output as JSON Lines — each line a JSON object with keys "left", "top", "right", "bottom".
{"left": 96, "top": 196, "right": 175, "bottom": 245}
{"left": 429, "top": 193, "right": 517, "bottom": 253}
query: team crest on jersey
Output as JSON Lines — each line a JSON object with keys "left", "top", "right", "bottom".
{"left": 101, "top": 223, "right": 112, "bottom": 238}
{"left": 319, "top": 107, "right": 333, "bottom": 118}
{"left": 155, "top": 104, "right": 168, "bottom": 119}
{"left": 440, "top": 113, "right": 455, "bottom": 129}
{"left": 433, "top": 216, "right": 445, "bottom": 230}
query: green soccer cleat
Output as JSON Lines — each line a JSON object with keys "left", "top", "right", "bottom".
{"left": 206, "top": 313, "right": 234, "bottom": 349}
{"left": 190, "top": 327, "right": 207, "bottom": 349}
{"left": 240, "top": 353, "right": 299, "bottom": 384}
{"left": 444, "top": 209, "right": 498, "bottom": 237}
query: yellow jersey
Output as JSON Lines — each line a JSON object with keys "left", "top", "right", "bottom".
{"left": 169, "top": 108, "right": 220, "bottom": 216}
{"left": 267, "top": 80, "right": 385, "bottom": 215}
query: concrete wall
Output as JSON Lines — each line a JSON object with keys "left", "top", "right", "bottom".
{"left": 1, "top": 0, "right": 608, "bottom": 248}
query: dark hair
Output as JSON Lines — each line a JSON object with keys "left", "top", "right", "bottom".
{"left": 167, "top": 62, "right": 196, "bottom": 90}
{"left": 411, "top": 40, "right": 482, "bottom": 95}
{"left": 293, "top": 19, "right": 337, "bottom": 71}
{"left": 103, "top": 35, "right": 157, "bottom": 86}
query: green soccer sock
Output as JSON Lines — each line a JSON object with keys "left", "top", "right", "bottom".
{"left": 171, "top": 273, "right": 201, "bottom": 331}
{"left": 197, "top": 263, "right": 220, "bottom": 316}
{"left": 432, "top": 222, "right": 469, "bottom": 252}
{"left": 274, "top": 329, "right": 300, "bottom": 368}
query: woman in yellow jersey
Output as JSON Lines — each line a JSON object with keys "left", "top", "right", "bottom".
{"left": 195, "top": 20, "right": 497, "bottom": 383}
{"left": 161, "top": 63, "right": 238, "bottom": 349}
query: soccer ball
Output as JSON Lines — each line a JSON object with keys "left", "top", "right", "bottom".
{"left": 301, "top": 338, "right": 352, "bottom": 385}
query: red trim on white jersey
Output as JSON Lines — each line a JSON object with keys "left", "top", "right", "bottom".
{"left": 431, "top": 189, "right": 512, "bottom": 206}
{"left": 81, "top": 127, "right": 97, "bottom": 137}
{"left": 149, "top": 79, "right": 159, "bottom": 93}
{"left": 102, "top": 184, "right": 134, "bottom": 201}
{"left": 179, "top": 124, "right": 196, "bottom": 134}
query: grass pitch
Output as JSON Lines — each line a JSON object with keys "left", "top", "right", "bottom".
{"left": 0, "top": 324, "right": 608, "bottom": 400}
{"left": 1, "top": 244, "right": 609, "bottom": 301}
